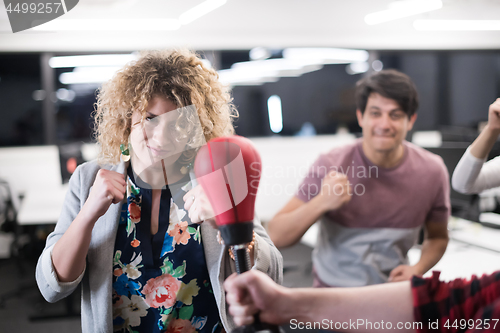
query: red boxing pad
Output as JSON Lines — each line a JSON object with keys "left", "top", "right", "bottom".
{"left": 194, "top": 135, "right": 261, "bottom": 227}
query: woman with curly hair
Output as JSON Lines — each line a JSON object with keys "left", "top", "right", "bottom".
{"left": 36, "top": 49, "right": 283, "bottom": 333}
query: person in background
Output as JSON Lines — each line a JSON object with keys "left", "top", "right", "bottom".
{"left": 224, "top": 269, "right": 500, "bottom": 333}
{"left": 452, "top": 98, "right": 500, "bottom": 194}
{"left": 268, "top": 69, "right": 450, "bottom": 288}
{"left": 36, "top": 49, "right": 282, "bottom": 333}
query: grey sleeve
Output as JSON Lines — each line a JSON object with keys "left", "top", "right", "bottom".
{"left": 251, "top": 214, "right": 283, "bottom": 285}
{"left": 35, "top": 164, "right": 86, "bottom": 303}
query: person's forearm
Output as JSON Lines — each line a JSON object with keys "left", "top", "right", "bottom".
{"left": 414, "top": 237, "right": 448, "bottom": 275}
{"left": 282, "top": 282, "right": 416, "bottom": 333}
{"left": 268, "top": 196, "right": 327, "bottom": 248}
{"left": 51, "top": 205, "right": 97, "bottom": 282}
{"left": 470, "top": 124, "right": 500, "bottom": 160}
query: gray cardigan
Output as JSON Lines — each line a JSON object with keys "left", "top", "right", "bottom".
{"left": 35, "top": 161, "right": 283, "bottom": 333}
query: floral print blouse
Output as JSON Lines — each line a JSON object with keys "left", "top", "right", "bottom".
{"left": 112, "top": 168, "right": 222, "bottom": 333}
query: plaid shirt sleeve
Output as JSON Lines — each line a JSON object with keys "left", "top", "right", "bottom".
{"left": 412, "top": 271, "right": 500, "bottom": 333}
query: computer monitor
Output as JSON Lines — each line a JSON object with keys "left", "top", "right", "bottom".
{"left": 425, "top": 142, "right": 480, "bottom": 222}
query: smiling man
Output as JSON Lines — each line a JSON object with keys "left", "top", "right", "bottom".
{"left": 268, "top": 69, "right": 450, "bottom": 288}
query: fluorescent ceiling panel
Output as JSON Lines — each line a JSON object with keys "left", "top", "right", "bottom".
{"left": 414, "top": 20, "right": 500, "bottom": 31}
{"left": 365, "top": 0, "right": 443, "bottom": 25}
{"left": 33, "top": 19, "right": 181, "bottom": 31}
{"left": 50, "top": 54, "right": 137, "bottom": 68}
{"left": 179, "top": 0, "right": 227, "bottom": 25}
{"left": 283, "top": 48, "right": 369, "bottom": 63}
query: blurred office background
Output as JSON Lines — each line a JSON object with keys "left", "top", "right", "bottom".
{"left": 1, "top": 0, "right": 500, "bottom": 331}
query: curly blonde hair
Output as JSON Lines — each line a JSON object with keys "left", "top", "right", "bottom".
{"left": 93, "top": 49, "right": 238, "bottom": 165}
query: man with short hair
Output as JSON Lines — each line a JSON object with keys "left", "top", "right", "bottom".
{"left": 268, "top": 69, "right": 450, "bottom": 287}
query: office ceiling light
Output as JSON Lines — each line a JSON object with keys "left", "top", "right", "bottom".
{"left": 49, "top": 54, "right": 137, "bottom": 68}
{"left": 232, "top": 58, "right": 321, "bottom": 73}
{"left": 33, "top": 19, "right": 181, "bottom": 31}
{"left": 219, "top": 48, "right": 378, "bottom": 86}
{"left": 372, "top": 60, "right": 384, "bottom": 71}
{"left": 179, "top": 0, "right": 227, "bottom": 25}
{"left": 56, "top": 88, "right": 76, "bottom": 102}
{"left": 59, "top": 66, "right": 122, "bottom": 84}
{"left": 413, "top": 20, "right": 500, "bottom": 31}
{"left": 218, "top": 58, "right": 324, "bottom": 86}
{"left": 33, "top": 0, "right": 226, "bottom": 31}
{"left": 217, "top": 68, "right": 280, "bottom": 86}
{"left": 267, "top": 95, "right": 283, "bottom": 134}
{"left": 283, "top": 48, "right": 369, "bottom": 63}
{"left": 346, "top": 62, "right": 370, "bottom": 75}
{"left": 249, "top": 47, "right": 272, "bottom": 61}
{"left": 365, "top": 0, "right": 443, "bottom": 25}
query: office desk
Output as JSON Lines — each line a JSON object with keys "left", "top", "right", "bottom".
{"left": 17, "top": 184, "right": 69, "bottom": 225}
{"left": 300, "top": 217, "right": 500, "bottom": 282}
{"left": 408, "top": 240, "right": 500, "bottom": 281}
{"left": 13, "top": 183, "right": 68, "bottom": 263}
{"left": 449, "top": 216, "right": 500, "bottom": 252}
{"left": 12, "top": 183, "right": 80, "bottom": 321}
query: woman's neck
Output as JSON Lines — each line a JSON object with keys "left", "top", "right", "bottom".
{"left": 131, "top": 157, "right": 186, "bottom": 189}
